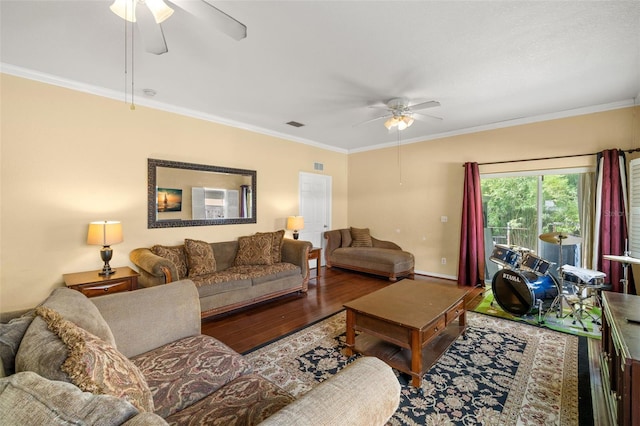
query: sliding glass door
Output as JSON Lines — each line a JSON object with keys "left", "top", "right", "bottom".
{"left": 482, "top": 169, "right": 590, "bottom": 282}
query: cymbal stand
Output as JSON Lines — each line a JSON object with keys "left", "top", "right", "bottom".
{"left": 621, "top": 240, "right": 630, "bottom": 294}
{"left": 621, "top": 262, "right": 630, "bottom": 295}
{"left": 544, "top": 236, "right": 588, "bottom": 331}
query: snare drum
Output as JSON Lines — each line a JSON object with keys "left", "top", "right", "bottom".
{"left": 521, "top": 253, "right": 551, "bottom": 275}
{"left": 492, "top": 269, "right": 559, "bottom": 316}
{"left": 490, "top": 244, "right": 521, "bottom": 269}
{"left": 562, "top": 267, "right": 606, "bottom": 286}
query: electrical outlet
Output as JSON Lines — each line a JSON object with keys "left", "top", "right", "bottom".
{"left": 441, "top": 257, "right": 447, "bottom": 265}
{"left": 441, "top": 216, "right": 448, "bottom": 223}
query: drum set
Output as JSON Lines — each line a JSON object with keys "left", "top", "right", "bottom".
{"left": 489, "top": 232, "right": 606, "bottom": 331}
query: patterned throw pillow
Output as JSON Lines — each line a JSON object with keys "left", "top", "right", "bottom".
{"left": 256, "top": 230, "right": 285, "bottom": 263}
{"left": 34, "top": 306, "right": 154, "bottom": 413}
{"left": 350, "top": 227, "right": 373, "bottom": 247}
{"left": 234, "top": 234, "right": 273, "bottom": 266}
{"left": 151, "top": 245, "right": 188, "bottom": 279}
{"left": 184, "top": 239, "right": 217, "bottom": 277}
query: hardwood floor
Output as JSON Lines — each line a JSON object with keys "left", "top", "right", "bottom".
{"left": 200, "top": 266, "right": 609, "bottom": 425}
{"left": 201, "top": 267, "right": 477, "bottom": 354}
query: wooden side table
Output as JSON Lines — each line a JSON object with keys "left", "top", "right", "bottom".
{"left": 63, "top": 266, "right": 139, "bottom": 298}
{"left": 308, "top": 247, "right": 322, "bottom": 279}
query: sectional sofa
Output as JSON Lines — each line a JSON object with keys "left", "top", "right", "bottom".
{"left": 0, "top": 280, "right": 401, "bottom": 425}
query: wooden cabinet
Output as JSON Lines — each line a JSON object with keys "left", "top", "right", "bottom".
{"left": 63, "top": 266, "right": 139, "bottom": 298}
{"left": 601, "top": 291, "right": 640, "bottom": 426}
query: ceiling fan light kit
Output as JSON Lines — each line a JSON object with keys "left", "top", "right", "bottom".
{"left": 384, "top": 114, "right": 415, "bottom": 131}
{"left": 110, "top": 0, "right": 174, "bottom": 24}
{"left": 359, "top": 97, "right": 440, "bottom": 131}
{"left": 109, "top": 0, "right": 246, "bottom": 56}
{"left": 110, "top": 0, "right": 136, "bottom": 22}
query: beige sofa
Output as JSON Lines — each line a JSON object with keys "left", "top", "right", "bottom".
{"left": 0, "top": 280, "right": 401, "bottom": 425}
{"left": 324, "top": 228, "right": 415, "bottom": 282}
{"left": 130, "top": 231, "right": 311, "bottom": 318}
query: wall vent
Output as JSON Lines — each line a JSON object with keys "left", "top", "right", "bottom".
{"left": 314, "top": 162, "right": 324, "bottom": 171}
{"left": 286, "top": 121, "right": 305, "bottom": 128}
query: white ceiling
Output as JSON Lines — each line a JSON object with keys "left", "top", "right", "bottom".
{"left": 2, "top": 1, "right": 639, "bottom": 153}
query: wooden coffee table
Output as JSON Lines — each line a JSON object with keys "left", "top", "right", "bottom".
{"left": 344, "top": 279, "right": 468, "bottom": 387}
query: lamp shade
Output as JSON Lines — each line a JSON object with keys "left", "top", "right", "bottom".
{"left": 286, "top": 216, "right": 304, "bottom": 231}
{"left": 87, "top": 221, "right": 123, "bottom": 246}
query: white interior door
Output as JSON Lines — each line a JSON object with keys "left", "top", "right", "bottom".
{"left": 298, "top": 172, "right": 331, "bottom": 262}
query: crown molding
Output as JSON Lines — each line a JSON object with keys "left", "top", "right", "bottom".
{"left": 2, "top": 63, "right": 633, "bottom": 156}
{"left": 349, "top": 99, "right": 637, "bottom": 154}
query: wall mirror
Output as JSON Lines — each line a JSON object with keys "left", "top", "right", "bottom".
{"left": 148, "top": 158, "right": 256, "bottom": 228}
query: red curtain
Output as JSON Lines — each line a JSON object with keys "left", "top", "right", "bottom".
{"left": 458, "top": 162, "right": 485, "bottom": 286}
{"left": 595, "top": 149, "right": 631, "bottom": 293}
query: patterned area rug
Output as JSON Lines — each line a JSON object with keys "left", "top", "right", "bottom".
{"left": 245, "top": 311, "right": 592, "bottom": 426}
{"left": 473, "top": 287, "right": 602, "bottom": 339}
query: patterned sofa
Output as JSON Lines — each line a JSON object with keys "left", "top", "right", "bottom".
{"left": 0, "top": 280, "right": 401, "bottom": 425}
{"left": 324, "top": 227, "right": 415, "bottom": 282}
{"left": 130, "top": 231, "right": 311, "bottom": 318}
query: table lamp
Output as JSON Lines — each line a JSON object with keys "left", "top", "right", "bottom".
{"left": 87, "top": 220, "right": 123, "bottom": 276}
{"left": 286, "top": 216, "right": 304, "bottom": 240}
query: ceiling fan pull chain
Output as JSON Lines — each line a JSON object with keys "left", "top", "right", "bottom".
{"left": 123, "top": 2, "right": 128, "bottom": 105}
{"left": 397, "top": 128, "right": 402, "bottom": 186}
{"left": 130, "top": 6, "right": 135, "bottom": 111}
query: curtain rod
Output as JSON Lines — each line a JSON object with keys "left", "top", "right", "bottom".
{"left": 469, "top": 147, "right": 640, "bottom": 167}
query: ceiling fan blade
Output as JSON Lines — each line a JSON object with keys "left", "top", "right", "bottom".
{"left": 173, "top": 0, "right": 247, "bottom": 41}
{"left": 413, "top": 112, "right": 443, "bottom": 121}
{"left": 367, "top": 103, "right": 390, "bottom": 110}
{"left": 353, "top": 114, "right": 391, "bottom": 127}
{"left": 136, "top": 3, "right": 168, "bottom": 54}
{"left": 410, "top": 100, "right": 441, "bottom": 111}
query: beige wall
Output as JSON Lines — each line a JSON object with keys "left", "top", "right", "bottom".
{"left": 2, "top": 74, "right": 638, "bottom": 311}
{"left": 0, "top": 75, "right": 348, "bottom": 311}
{"left": 348, "top": 106, "right": 640, "bottom": 278}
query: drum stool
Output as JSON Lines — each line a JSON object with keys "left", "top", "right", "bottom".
{"left": 568, "top": 282, "right": 610, "bottom": 327}
{"left": 544, "top": 281, "right": 588, "bottom": 331}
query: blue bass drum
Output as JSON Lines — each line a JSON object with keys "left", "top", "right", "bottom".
{"left": 491, "top": 269, "right": 559, "bottom": 316}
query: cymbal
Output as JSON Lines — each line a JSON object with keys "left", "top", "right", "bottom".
{"left": 539, "top": 232, "right": 582, "bottom": 245}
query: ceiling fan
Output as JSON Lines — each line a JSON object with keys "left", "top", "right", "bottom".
{"left": 109, "top": 0, "right": 247, "bottom": 55}
{"left": 359, "top": 97, "right": 442, "bottom": 130}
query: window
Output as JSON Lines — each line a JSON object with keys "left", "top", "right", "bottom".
{"left": 482, "top": 168, "right": 593, "bottom": 282}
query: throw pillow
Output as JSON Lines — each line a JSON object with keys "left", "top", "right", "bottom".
{"left": 350, "top": 227, "right": 373, "bottom": 247}
{"left": 151, "top": 245, "right": 188, "bottom": 280}
{"left": 234, "top": 234, "right": 273, "bottom": 266}
{"left": 35, "top": 306, "right": 154, "bottom": 413}
{"left": 340, "top": 229, "right": 353, "bottom": 247}
{"left": 256, "top": 230, "right": 285, "bottom": 263}
{"left": 0, "top": 312, "right": 35, "bottom": 376}
{"left": 184, "top": 239, "right": 217, "bottom": 277}
{"left": 15, "top": 288, "right": 116, "bottom": 382}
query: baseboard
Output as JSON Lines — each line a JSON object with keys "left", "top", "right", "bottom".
{"left": 414, "top": 270, "right": 457, "bottom": 281}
